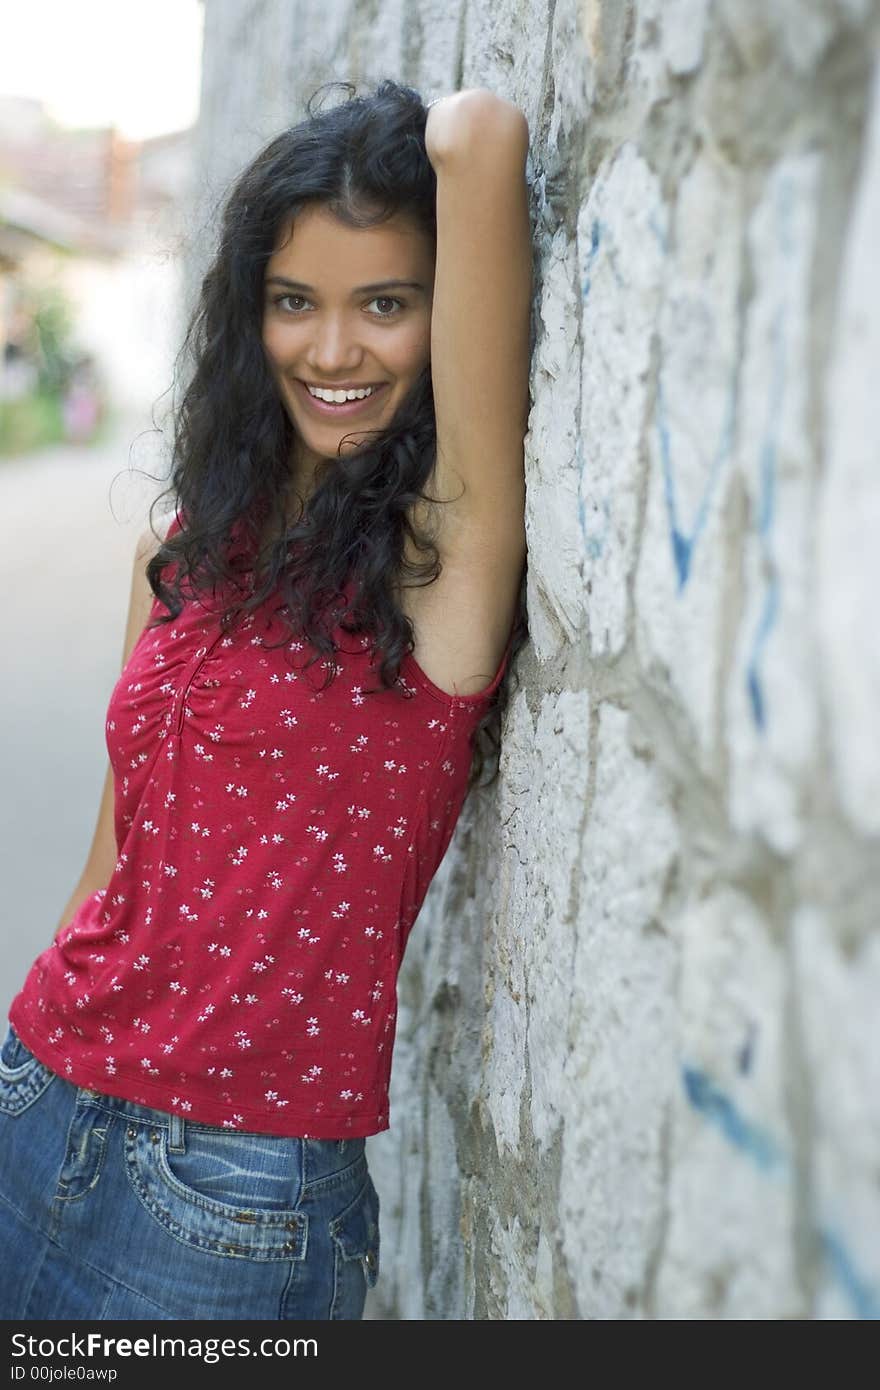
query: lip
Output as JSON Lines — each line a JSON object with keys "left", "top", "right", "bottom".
{"left": 295, "top": 379, "right": 389, "bottom": 418}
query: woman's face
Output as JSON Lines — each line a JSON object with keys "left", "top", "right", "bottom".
{"left": 262, "top": 204, "right": 435, "bottom": 495}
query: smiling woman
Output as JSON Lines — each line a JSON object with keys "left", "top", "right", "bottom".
{"left": 0, "top": 76, "right": 534, "bottom": 1324}
{"left": 260, "top": 204, "right": 436, "bottom": 494}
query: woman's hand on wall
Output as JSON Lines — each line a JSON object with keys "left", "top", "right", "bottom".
{"left": 425, "top": 88, "right": 529, "bottom": 167}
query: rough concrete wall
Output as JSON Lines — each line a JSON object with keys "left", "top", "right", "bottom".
{"left": 191, "top": 0, "right": 880, "bottom": 1318}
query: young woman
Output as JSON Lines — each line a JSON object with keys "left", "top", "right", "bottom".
{"left": 0, "top": 78, "right": 532, "bottom": 1321}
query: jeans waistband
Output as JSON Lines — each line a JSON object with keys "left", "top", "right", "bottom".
{"left": 72, "top": 1084, "right": 365, "bottom": 1168}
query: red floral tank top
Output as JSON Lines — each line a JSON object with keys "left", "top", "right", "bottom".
{"left": 9, "top": 514, "right": 513, "bottom": 1137}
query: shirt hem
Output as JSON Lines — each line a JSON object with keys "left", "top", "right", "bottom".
{"left": 8, "top": 1008, "right": 390, "bottom": 1140}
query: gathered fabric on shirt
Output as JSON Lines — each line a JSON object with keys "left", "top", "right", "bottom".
{"left": 10, "top": 513, "right": 513, "bottom": 1137}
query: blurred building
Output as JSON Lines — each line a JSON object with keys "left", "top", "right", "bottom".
{"left": 0, "top": 94, "right": 194, "bottom": 415}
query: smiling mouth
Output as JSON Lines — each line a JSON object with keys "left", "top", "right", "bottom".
{"left": 294, "top": 379, "right": 390, "bottom": 416}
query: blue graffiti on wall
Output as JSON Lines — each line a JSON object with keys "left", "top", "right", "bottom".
{"left": 682, "top": 1064, "right": 788, "bottom": 1172}
{"left": 743, "top": 172, "right": 797, "bottom": 732}
{"left": 820, "top": 1229, "right": 880, "bottom": 1321}
{"left": 578, "top": 218, "right": 609, "bottom": 560}
{"left": 655, "top": 372, "right": 737, "bottom": 592}
{"left": 682, "top": 1062, "right": 879, "bottom": 1317}
{"left": 580, "top": 216, "right": 606, "bottom": 299}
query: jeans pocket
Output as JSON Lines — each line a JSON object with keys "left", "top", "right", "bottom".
{"left": 122, "top": 1121, "right": 308, "bottom": 1262}
{"left": 329, "top": 1171, "right": 381, "bottom": 1316}
{"left": 0, "top": 1022, "right": 57, "bottom": 1117}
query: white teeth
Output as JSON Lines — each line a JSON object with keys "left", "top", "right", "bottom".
{"left": 307, "top": 384, "right": 375, "bottom": 403}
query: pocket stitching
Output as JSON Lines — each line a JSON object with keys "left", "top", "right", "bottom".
{"left": 0, "top": 1027, "right": 56, "bottom": 1115}
{"left": 0, "top": 1024, "right": 38, "bottom": 1079}
{"left": 122, "top": 1124, "right": 308, "bottom": 1263}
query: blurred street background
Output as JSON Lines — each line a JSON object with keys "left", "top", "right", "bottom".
{"left": 0, "top": 1, "right": 203, "bottom": 1019}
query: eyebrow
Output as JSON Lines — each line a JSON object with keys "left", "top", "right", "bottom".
{"left": 265, "top": 276, "right": 427, "bottom": 295}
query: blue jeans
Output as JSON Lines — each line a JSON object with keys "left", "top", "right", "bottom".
{"left": 0, "top": 1020, "right": 380, "bottom": 1320}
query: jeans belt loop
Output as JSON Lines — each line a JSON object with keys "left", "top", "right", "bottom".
{"left": 168, "top": 1111, "right": 186, "bottom": 1152}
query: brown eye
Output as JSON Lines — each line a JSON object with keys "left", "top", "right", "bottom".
{"left": 368, "top": 297, "right": 404, "bottom": 317}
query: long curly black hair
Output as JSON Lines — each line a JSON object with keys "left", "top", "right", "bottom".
{"left": 146, "top": 77, "right": 530, "bottom": 792}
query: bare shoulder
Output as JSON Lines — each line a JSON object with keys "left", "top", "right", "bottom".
{"left": 119, "top": 513, "right": 175, "bottom": 667}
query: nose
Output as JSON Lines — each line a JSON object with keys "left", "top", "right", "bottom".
{"left": 305, "top": 315, "right": 362, "bottom": 377}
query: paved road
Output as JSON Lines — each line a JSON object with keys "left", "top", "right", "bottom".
{"left": 0, "top": 413, "right": 167, "bottom": 1022}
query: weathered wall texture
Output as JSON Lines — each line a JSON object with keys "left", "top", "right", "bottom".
{"left": 190, "top": 0, "right": 880, "bottom": 1317}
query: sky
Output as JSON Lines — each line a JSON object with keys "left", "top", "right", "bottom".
{"left": 0, "top": 0, "right": 204, "bottom": 140}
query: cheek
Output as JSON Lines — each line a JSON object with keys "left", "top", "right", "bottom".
{"left": 262, "top": 326, "right": 286, "bottom": 365}
{"left": 262, "top": 316, "right": 305, "bottom": 366}
{"left": 390, "top": 321, "right": 431, "bottom": 374}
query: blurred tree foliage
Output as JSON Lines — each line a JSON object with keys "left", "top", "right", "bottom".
{"left": 1, "top": 275, "right": 105, "bottom": 455}
{"left": 31, "top": 280, "right": 77, "bottom": 393}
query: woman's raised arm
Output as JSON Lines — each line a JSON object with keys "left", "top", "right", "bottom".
{"left": 423, "top": 89, "right": 532, "bottom": 568}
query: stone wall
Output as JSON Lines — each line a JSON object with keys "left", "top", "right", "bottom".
{"left": 189, "top": 0, "right": 880, "bottom": 1318}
